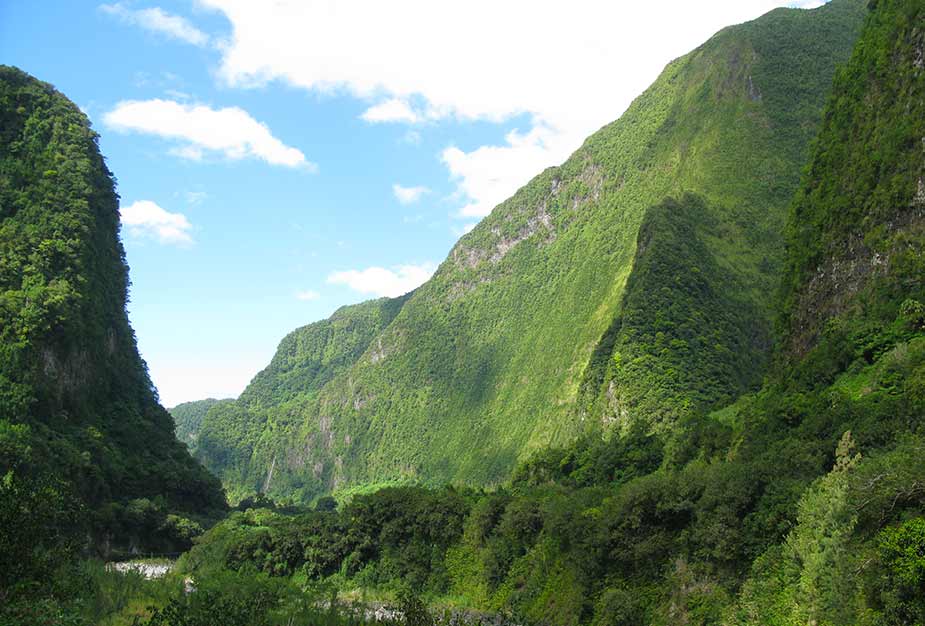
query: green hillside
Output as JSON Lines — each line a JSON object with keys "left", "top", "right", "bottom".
{"left": 171, "top": 398, "right": 227, "bottom": 451}
{"left": 194, "top": 0, "right": 867, "bottom": 502}
{"left": 188, "top": 296, "right": 409, "bottom": 501}
{"left": 174, "top": 2, "right": 925, "bottom": 623}
{"left": 0, "top": 65, "right": 226, "bottom": 569}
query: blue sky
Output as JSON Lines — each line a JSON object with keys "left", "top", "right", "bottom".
{"left": 1, "top": 0, "right": 828, "bottom": 406}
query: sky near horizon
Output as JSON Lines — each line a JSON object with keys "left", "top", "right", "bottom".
{"left": 1, "top": 0, "right": 828, "bottom": 407}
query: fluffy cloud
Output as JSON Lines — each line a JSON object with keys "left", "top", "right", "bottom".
{"left": 362, "top": 99, "right": 421, "bottom": 124}
{"left": 100, "top": 3, "right": 209, "bottom": 47}
{"left": 199, "top": 0, "right": 825, "bottom": 219}
{"left": 295, "top": 290, "right": 320, "bottom": 301}
{"left": 442, "top": 124, "right": 571, "bottom": 217}
{"left": 104, "top": 99, "right": 314, "bottom": 169}
{"left": 327, "top": 263, "right": 437, "bottom": 298}
{"left": 120, "top": 200, "right": 193, "bottom": 245}
{"left": 392, "top": 184, "right": 429, "bottom": 205}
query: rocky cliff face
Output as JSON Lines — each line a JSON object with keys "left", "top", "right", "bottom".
{"left": 781, "top": 0, "right": 925, "bottom": 359}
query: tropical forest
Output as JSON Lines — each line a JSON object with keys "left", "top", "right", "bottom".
{"left": 1, "top": 0, "right": 924, "bottom": 624}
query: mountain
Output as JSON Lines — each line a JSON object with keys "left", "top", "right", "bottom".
{"left": 780, "top": 0, "right": 925, "bottom": 361}
{"left": 171, "top": 398, "right": 228, "bottom": 451}
{"left": 0, "top": 66, "right": 226, "bottom": 564}
{"left": 175, "top": 3, "right": 925, "bottom": 623}
{"left": 171, "top": 296, "right": 408, "bottom": 501}
{"left": 190, "top": 0, "right": 867, "bottom": 502}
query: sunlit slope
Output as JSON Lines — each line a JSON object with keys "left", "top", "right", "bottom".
{"left": 196, "top": 0, "right": 866, "bottom": 501}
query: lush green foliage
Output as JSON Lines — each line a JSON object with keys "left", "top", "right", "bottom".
{"left": 180, "top": 328, "right": 925, "bottom": 624}
{"left": 0, "top": 65, "right": 225, "bottom": 617}
{"left": 172, "top": 2, "right": 925, "bottom": 624}
{"left": 170, "top": 398, "right": 226, "bottom": 452}
{"left": 0, "top": 558, "right": 441, "bottom": 626}
{"left": 187, "top": 0, "right": 867, "bottom": 502}
{"left": 178, "top": 487, "right": 470, "bottom": 593}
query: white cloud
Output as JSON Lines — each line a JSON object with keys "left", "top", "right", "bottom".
{"left": 362, "top": 98, "right": 421, "bottom": 123}
{"left": 200, "top": 0, "right": 831, "bottom": 219}
{"left": 295, "top": 290, "right": 320, "bottom": 301}
{"left": 327, "top": 262, "right": 437, "bottom": 298}
{"left": 104, "top": 99, "right": 315, "bottom": 169}
{"left": 184, "top": 190, "right": 208, "bottom": 205}
{"left": 100, "top": 3, "right": 209, "bottom": 47}
{"left": 393, "top": 184, "right": 429, "bottom": 205}
{"left": 120, "top": 200, "right": 193, "bottom": 245}
{"left": 402, "top": 130, "right": 422, "bottom": 145}
{"left": 443, "top": 124, "right": 570, "bottom": 218}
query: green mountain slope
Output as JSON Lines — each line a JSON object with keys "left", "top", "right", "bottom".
{"left": 178, "top": 4, "right": 925, "bottom": 623}
{"left": 197, "top": 0, "right": 867, "bottom": 502}
{"left": 171, "top": 398, "right": 227, "bottom": 451}
{"left": 0, "top": 66, "right": 226, "bottom": 556}
{"left": 781, "top": 0, "right": 925, "bottom": 360}
{"left": 190, "top": 296, "right": 408, "bottom": 500}
{"left": 728, "top": 1, "right": 925, "bottom": 620}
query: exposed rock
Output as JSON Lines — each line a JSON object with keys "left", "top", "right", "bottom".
{"left": 262, "top": 455, "right": 276, "bottom": 492}
{"left": 789, "top": 204, "right": 925, "bottom": 356}
{"left": 108, "top": 560, "right": 173, "bottom": 579}
{"left": 913, "top": 26, "right": 924, "bottom": 70}
{"left": 488, "top": 202, "right": 553, "bottom": 264}
{"left": 369, "top": 337, "right": 388, "bottom": 363}
{"left": 747, "top": 74, "right": 763, "bottom": 101}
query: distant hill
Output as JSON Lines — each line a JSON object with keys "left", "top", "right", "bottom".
{"left": 170, "top": 398, "right": 230, "bottom": 451}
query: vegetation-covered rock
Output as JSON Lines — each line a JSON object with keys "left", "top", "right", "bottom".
{"left": 0, "top": 65, "right": 226, "bottom": 564}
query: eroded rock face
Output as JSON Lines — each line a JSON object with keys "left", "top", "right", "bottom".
{"left": 108, "top": 560, "right": 173, "bottom": 579}
{"left": 451, "top": 201, "right": 556, "bottom": 271}
{"left": 789, "top": 204, "right": 925, "bottom": 357}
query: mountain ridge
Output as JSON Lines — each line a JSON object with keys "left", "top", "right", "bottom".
{"left": 180, "top": 0, "right": 868, "bottom": 503}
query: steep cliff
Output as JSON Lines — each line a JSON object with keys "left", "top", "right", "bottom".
{"left": 0, "top": 66, "right": 226, "bottom": 551}
{"left": 194, "top": 1, "right": 867, "bottom": 501}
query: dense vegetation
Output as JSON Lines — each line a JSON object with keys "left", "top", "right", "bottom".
{"left": 0, "top": 66, "right": 226, "bottom": 622}
{"left": 177, "top": 296, "right": 409, "bottom": 501}
{"left": 184, "top": 0, "right": 868, "bottom": 503}
{"left": 170, "top": 398, "right": 226, "bottom": 452}
{"left": 160, "top": 0, "right": 925, "bottom": 623}
{"left": 577, "top": 194, "right": 771, "bottom": 430}
{"left": 5, "top": 0, "right": 924, "bottom": 624}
